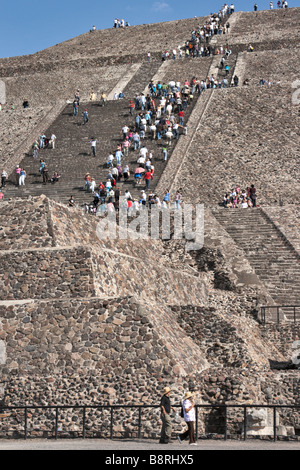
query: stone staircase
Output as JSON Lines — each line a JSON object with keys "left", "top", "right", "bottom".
{"left": 122, "top": 61, "right": 163, "bottom": 97}
{"left": 212, "top": 207, "right": 300, "bottom": 318}
{"left": 3, "top": 61, "right": 201, "bottom": 207}
{"left": 216, "top": 52, "right": 238, "bottom": 85}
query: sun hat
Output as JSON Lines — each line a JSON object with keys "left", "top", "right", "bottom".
{"left": 184, "top": 391, "right": 193, "bottom": 399}
{"left": 163, "top": 386, "right": 171, "bottom": 395}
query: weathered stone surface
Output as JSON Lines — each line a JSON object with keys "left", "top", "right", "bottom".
{"left": 0, "top": 8, "right": 299, "bottom": 439}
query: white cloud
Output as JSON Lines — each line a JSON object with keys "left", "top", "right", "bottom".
{"left": 152, "top": 2, "right": 171, "bottom": 12}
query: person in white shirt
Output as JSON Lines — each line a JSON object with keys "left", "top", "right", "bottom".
{"left": 1, "top": 169, "right": 8, "bottom": 187}
{"left": 122, "top": 125, "right": 129, "bottom": 140}
{"left": 132, "top": 200, "right": 140, "bottom": 212}
{"left": 49, "top": 133, "right": 57, "bottom": 149}
{"left": 166, "top": 103, "right": 173, "bottom": 117}
{"left": 165, "top": 128, "right": 173, "bottom": 145}
{"left": 177, "top": 392, "right": 197, "bottom": 445}
{"left": 107, "top": 154, "right": 114, "bottom": 167}
{"left": 140, "top": 94, "right": 146, "bottom": 110}
{"left": 140, "top": 190, "right": 147, "bottom": 206}
{"left": 124, "top": 190, "right": 132, "bottom": 200}
{"left": 90, "top": 178, "right": 96, "bottom": 192}
{"left": 137, "top": 155, "right": 146, "bottom": 166}
{"left": 115, "top": 149, "right": 123, "bottom": 165}
{"left": 89, "top": 138, "right": 98, "bottom": 156}
{"left": 139, "top": 146, "right": 148, "bottom": 158}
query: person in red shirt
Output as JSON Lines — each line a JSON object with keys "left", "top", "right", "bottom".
{"left": 178, "top": 110, "right": 185, "bottom": 125}
{"left": 143, "top": 170, "right": 152, "bottom": 190}
{"left": 0, "top": 191, "right": 4, "bottom": 200}
{"left": 129, "top": 100, "right": 135, "bottom": 116}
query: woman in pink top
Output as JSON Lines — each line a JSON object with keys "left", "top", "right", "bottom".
{"left": 16, "top": 166, "right": 21, "bottom": 184}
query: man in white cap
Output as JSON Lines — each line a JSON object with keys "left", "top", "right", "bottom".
{"left": 159, "top": 386, "right": 176, "bottom": 444}
{"left": 177, "top": 391, "right": 197, "bottom": 445}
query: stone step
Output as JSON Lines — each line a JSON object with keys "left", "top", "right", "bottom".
{"left": 213, "top": 207, "right": 300, "bottom": 305}
{"left": 3, "top": 60, "right": 203, "bottom": 206}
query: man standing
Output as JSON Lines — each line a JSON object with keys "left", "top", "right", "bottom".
{"left": 100, "top": 92, "right": 107, "bottom": 106}
{"left": 250, "top": 184, "right": 257, "bottom": 207}
{"left": 115, "top": 148, "right": 123, "bottom": 165}
{"left": 49, "top": 133, "right": 57, "bottom": 149}
{"left": 143, "top": 169, "right": 152, "bottom": 191}
{"left": 82, "top": 109, "right": 89, "bottom": 125}
{"left": 42, "top": 165, "right": 49, "bottom": 185}
{"left": 1, "top": 169, "right": 7, "bottom": 187}
{"left": 73, "top": 100, "right": 79, "bottom": 116}
{"left": 39, "top": 132, "right": 46, "bottom": 149}
{"left": 32, "top": 140, "right": 39, "bottom": 157}
{"left": 89, "top": 138, "right": 98, "bottom": 156}
{"left": 159, "top": 387, "right": 176, "bottom": 444}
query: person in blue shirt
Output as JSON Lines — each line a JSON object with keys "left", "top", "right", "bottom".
{"left": 163, "top": 189, "right": 170, "bottom": 209}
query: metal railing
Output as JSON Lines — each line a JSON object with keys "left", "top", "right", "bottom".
{"left": 260, "top": 305, "right": 300, "bottom": 324}
{"left": 0, "top": 404, "right": 299, "bottom": 442}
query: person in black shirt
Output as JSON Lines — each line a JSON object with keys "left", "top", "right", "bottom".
{"left": 159, "top": 386, "right": 176, "bottom": 444}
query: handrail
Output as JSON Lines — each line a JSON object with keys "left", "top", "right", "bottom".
{"left": 260, "top": 305, "right": 300, "bottom": 324}
{"left": 0, "top": 403, "right": 299, "bottom": 442}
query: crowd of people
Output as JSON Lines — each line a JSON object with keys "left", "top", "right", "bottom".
{"left": 181, "top": 4, "right": 233, "bottom": 59}
{"left": 255, "top": 0, "right": 288, "bottom": 9}
{"left": 269, "top": 1, "right": 288, "bottom": 8}
{"left": 0, "top": 3, "right": 266, "bottom": 215}
{"left": 81, "top": 75, "right": 196, "bottom": 215}
{"left": 113, "top": 18, "right": 130, "bottom": 28}
{"left": 222, "top": 185, "right": 258, "bottom": 208}
{"left": 145, "top": 4, "right": 235, "bottom": 63}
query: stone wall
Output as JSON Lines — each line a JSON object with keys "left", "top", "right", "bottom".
{"left": 2, "top": 64, "right": 133, "bottom": 106}
{"left": 238, "top": 48, "right": 300, "bottom": 86}
{"left": 0, "top": 296, "right": 207, "bottom": 379}
{"left": 260, "top": 323, "right": 300, "bottom": 360}
{"left": 171, "top": 304, "right": 284, "bottom": 369}
{"left": 0, "top": 105, "right": 53, "bottom": 168}
{"left": 0, "top": 197, "right": 54, "bottom": 250}
{"left": 174, "top": 85, "right": 299, "bottom": 206}
{"left": 0, "top": 246, "right": 95, "bottom": 301}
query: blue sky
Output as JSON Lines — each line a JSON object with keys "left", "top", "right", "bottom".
{"left": 0, "top": 0, "right": 300, "bottom": 58}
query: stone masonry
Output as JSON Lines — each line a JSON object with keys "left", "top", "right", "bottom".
{"left": 0, "top": 8, "right": 299, "bottom": 439}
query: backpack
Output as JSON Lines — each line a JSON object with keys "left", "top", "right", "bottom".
{"left": 180, "top": 405, "right": 184, "bottom": 418}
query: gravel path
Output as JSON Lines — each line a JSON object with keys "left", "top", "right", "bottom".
{"left": 0, "top": 438, "right": 299, "bottom": 450}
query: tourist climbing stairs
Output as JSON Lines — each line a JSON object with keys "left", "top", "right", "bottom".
{"left": 4, "top": 60, "right": 203, "bottom": 207}
{"left": 216, "top": 52, "right": 238, "bottom": 86}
